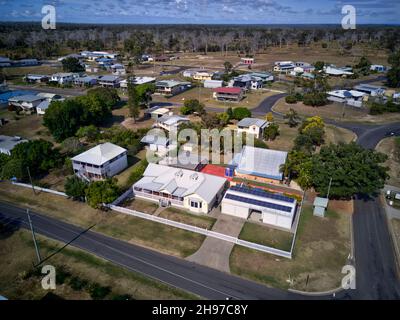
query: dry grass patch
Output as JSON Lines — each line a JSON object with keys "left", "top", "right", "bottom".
{"left": 239, "top": 222, "right": 294, "bottom": 251}
{"left": 0, "top": 183, "right": 205, "bottom": 258}
{"left": 0, "top": 229, "right": 197, "bottom": 299}
{"left": 123, "top": 198, "right": 158, "bottom": 214}
{"left": 230, "top": 204, "right": 351, "bottom": 291}
{"left": 159, "top": 207, "right": 217, "bottom": 230}
{"left": 376, "top": 137, "right": 400, "bottom": 188}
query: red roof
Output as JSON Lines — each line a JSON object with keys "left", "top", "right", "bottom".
{"left": 200, "top": 164, "right": 232, "bottom": 181}
{"left": 214, "top": 87, "right": 242, "bottom": 94}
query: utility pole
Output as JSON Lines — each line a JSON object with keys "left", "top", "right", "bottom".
{"left": 26, "top": 166, "right": 36, "bottom": 195}
{"left": 327, "top": 177, "right": 333, "bottom": 199}
{"left": 27, "top": 209, "right": 41, "bottom": 264}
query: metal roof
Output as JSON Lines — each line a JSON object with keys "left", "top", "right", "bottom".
{"left": 37, "top": 100, "right": 50, "bottom": 110}
{"left": 237, "top": 117, "right": 268, "bottom": 128}
{"left": 8, "top": 94, "right": 44, "bottom": 103}
{"left": 313, "top": 197, "right": 329, "bottom": 208}
{"left": 0, "top": 135, "right": 28, "bottom": 153}
{"left": 134, "top": 163, "right": 226, "bottom": 203}
{"left": 71, "top": 142, "right": 127, "bottom": 166}
{"left": 236, "top": 146, "right": 287, "bottom": 180}
{"left": 140, "top": 134, "right": 169, "bottom": 146}
{"left": 230, "top": 185, "right": 295, "bottom": 204}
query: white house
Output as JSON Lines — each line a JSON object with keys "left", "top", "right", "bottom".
{"left": 370, "top": 65, "right": 386, "bottom": 72}
{"left": 153, "top": 115, "right": 189, "bottom": 132}
{"left": 0, "top": 135, "right": 28, "bottom": 155}
{"left": 8, "top": 95, "right": 46, "bottom": 113}
{"left": 133, "top": 163, "right": 227, "bottom": 214}
{"left": 193, "top": 70, "right": 214, "bottom": 81}
{"left": 50, "top": 73, "right": 74, "bottom": 85}
{"left": 236, "top": 118, "right": 269, "bottom": 138}
{"left": 353, "top": 84, "right": 386, "bottom": 97}
{"left": 230, "top": 74, "right": 263, "bottom": 91}
{"left": 324, "top": 66, "right": 353, "bottom": 77}
{"left": 327, "top": 90, "right": 367, "bottom": 108}
{"left": 155, "top": 80, "right": 191, "bottom": 96}
{"left": 273, "top": 61, "right": 295, "bottom": 73}
{"left": 73, "top": 76, "right": 98, "bottom": 87}
{"left": 204, "top": 80, "right": 223, "bottom": 89}
{"left": 140, "top": 134, "right": 174, "bottom": 156}
{"left": 221, "top": 185, "right": 297, "bottom": 230}
{"left": 71, "top": 143, "right": 128, "bottom": 181}
{"left": 98, "top": 75, "right": 121, "bottom": 88}
{"left": 36, "top": 100, "right": 50, "bottom": 115}
{"left": 120, "top": 76, "right": 156, "bottom": 89}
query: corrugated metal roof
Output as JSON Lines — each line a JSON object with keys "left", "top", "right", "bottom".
{"left": 71, "top": 142, "right": 126, "bottom": 166}
{"left": 237, "top": 117, "right": 268, "bottom": 128}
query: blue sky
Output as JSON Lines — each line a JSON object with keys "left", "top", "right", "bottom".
{"left": 0, "top": 0, "right": 399, "bottom": 24}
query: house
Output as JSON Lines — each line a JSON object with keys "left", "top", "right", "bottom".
{"left": 158, "top": 151, "right": 208, "bottom": 172}
{"left": 50, "top": 73, "right": 74, "bottom": 85}
{"left": 313, "top": 197, "right": 328, "bottom": 217}
{"left": 294, "top": 62, "right": 315, "bottom": 73}
{"left": 232, "top": 146, "right": 287, "bottom": 183}
{"left": 204, "top": 80, "right": 223, "bottom": 89}
{"left": 153, "top": 115, "right": 189, "bottom": 132}
{"left": 236, "top": 118, "right": 269, "bottom": 138}
{"left": 155, "top": 80, "right": 191, "bottom": 96}
{"left": 8, "top": 95, "right": 46, "bottom": 113}
{"left": 98, "top": 75, "right": 121, "bottom": 88}
{"left": 327, "top": 90, "right": 367, "bottom": 107}
{"left": 247, "top": 72, "right": 274, "bottom": 83}
{"left": 353, "top": 84, "right": 385, "bottom": 97}
{"left": 24, "top": 74, "right": 49, "bottom": 83}
{"left": 111, "top": 64, "right": 126, "bottom": 76}
{"left": 140, "top": 134, "right": 173, "bottom": 156}
{"left": 241, "top": 57, "right": 255, "bottom": 65}
{"left": 273, "top": 61, "right": 295, "bottom": 73}
{"left": 73, "top": 76, "right": 98, "bottom": 87}
{"left": 221, "top": 185, "right": 297, "bottom": 230}
{"left": 57, "top": 53, "right": 83, "bottom": 62}
{"left": 85, "top": 65, "right": 99, "bottom": 73}
{"left": 96, "top": 57, "right": 115, "bottom": 66}
{"left": 370, "top": 65, "right": 386, "bottom": 72}
{"left": 213, "top": 87, "right": 244, "bottom": 103}
{"left": 193, "top": 70, "right": 214, "bottom": 81}
{"left": 14, "top": 59, "right": 39, "bottom": 67}
{"left": 119, "top": 76, "right": 156, "bottom": 89}
{"left": 0, "top": 135, "right": 28, "bottom": 155}
{"left": 230, "top": 74, "right": 263, "bottom": 91}
{"left": 182, "top": 69, "right": 203, "bottom": 78}
{"left": 324, "top": 66, "right": 353, "bottom": 77}
{"left": 71, "top": 142, "right": 128, "bottom": 181}
{"left": 0, "top": 56, "right": 11, "bottom": 67}
{"left": 36, "top": 100, "right": 50, "bottom": 115}
{"left": 36, "top": 92, "right": 64, "bottom": 102}
{"left": 132, "top": 163, "right": 227, "bottom": 213}
{"left": 146, "top": 107, "right": 173, "bottom": 119}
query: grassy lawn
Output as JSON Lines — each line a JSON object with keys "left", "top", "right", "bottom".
{"left": 0, "top": 182, "right": 206, "bottom": 258}
{"left": 114, "top": 150, "right": 146, "bottom": 189}
{"left": 230, "top": 203, "right": 351, "bottom": 291}
{"left": 376, "top": 137, "right": 400, "bottom": 188}
{"left": 238, "top": 222, "right": 294, "bottom": 251}
{"left": 0, "top": 228, "right": 197, "bottom": 300}
{"left": 123, "top": 198, "right": 158, "bottom": 214}
{"left": 273, "top": 98, "right": 400, "bottom": 124}
{"left": 265, "top": 119, "right": 355, "bottom": 152}
{"left": 159, "top": 207, "right": 217, "bottom": 230}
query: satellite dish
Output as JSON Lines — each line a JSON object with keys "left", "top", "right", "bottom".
{"left": 343, "top": 91, "right": 352, "bottom": 98}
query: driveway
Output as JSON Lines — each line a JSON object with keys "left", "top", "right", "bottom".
{"left": 186, "top": 213, "right": 245, "bottom": 273}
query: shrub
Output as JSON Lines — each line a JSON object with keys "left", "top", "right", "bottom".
{"left": 69, "top": 276, "right": 88, "bottom": 291}
{"left": 88, "top": 283, "right": 111, "bottom": 300}
{"left": 303, "top": 92, "right": 327, "bottom": 107}
{"left": 232, "top": 107, "right": 251, "bottom": 120}
{"left": 285, "top": 95, "right": 298, "bottom": 104}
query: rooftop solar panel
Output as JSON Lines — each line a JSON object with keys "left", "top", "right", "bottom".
{"left": 230, "top": 185, "right": 295, "bottom": 203}
{"left": 225, "top": 193, "right": 293, "bottom": 213}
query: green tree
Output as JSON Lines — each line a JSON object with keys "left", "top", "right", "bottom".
{"left": 387, "top": 51, "right": 400, "bottom": 88}
{"left": 86, "top": 179, "right": 121, "bottom": 209}
{"left": 314, "top": 61, "right": 325, "bottom": 71}
{"left": 64, "top": 176, "right": 88, "bottom": 201}
{"left": 284, "top": 108, "right": 301, "bottom": 127}
{"left": 0, "top": 158, "right": 26, "bottom": 180}
{"left": 263, "top": 123, "right": 280, "bottom": 141}
{"left": 224, "top": 61, "right": 233, "bottom": 73}
{"left": 76, "top": 125, "right": 99, "bottom": 142}
{"left": 181, "top": 99, "right": 205, "bottom": 115}
{"left": 310, "top": 143, "right": 388, "bottom": 198}
{"left": 354, "top": 56, "right": 371, "bottom": 76}
{"left": 127, "top": 84, "right": 140, "bottom": 122}
{"left": 232, "top": 107, "right": 251, "bottom": 120}
{"left": 87, "top": 87, "right": 120, "bottom": 110}
{"left": 43, "top": 100, "right": 85, "bottom": 142}
{"left": 395, "top": 137, "right": 400, "bottom": 162}
{"left": 61, "top": 57, "right": 84, "bottom": 72}
{"left": 135, "top": 83, "right": 156, "bottom": 107}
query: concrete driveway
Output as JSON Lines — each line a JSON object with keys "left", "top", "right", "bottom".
{"left": 186, "top": 212, "right": 245, "bottom": 273}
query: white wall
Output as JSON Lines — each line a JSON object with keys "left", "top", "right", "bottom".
{"left": 262, "top": 211, "right": 293, "bottom": 230}
{"left": 106, "top": 154, "right": 128, "bottom": 177}
{"left": 221, "top": 202, "right": 249, "bottom": 219}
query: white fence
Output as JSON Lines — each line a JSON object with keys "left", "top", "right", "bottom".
{"left": 11, "top": 182, "right": 67, "bottom": 197}
{"left": 109, "top": 204, "right": 292, "bottom": 259}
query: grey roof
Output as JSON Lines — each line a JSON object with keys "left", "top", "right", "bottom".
{"left": 71, "top": 142, "right": 126, "bottom": 166}
{"left": 237, "top": 117, "right": 268, "bottom": 128}
{"left": 157, "top": 115, "right": 189, "bottom": 126}
{"left": 37, "top": 100, "right": 50, "bottom": 110}
{"left": 8, "top": 94, "right": 44, "bottom": 103}
{"left": 98, "top": 75, "right": 120, "bottom": 82}
{"left": 313, "top": 197, "right": 329, "bottom": 208}
{"left": 236, "top": 146, "right": 287, "bottom": 180}
{"left": 0, "top": 135, "right": 28, "bottom": 153}
{"left": 134, "top": 163, "right": 226, "bottom": 203}
{"left": 141, "top": 134, "right": 169, "bottom": 146}
{"left": 158, "top": 151, "right": 208, "bottom": 171}
{"left": 313, "top": 206, "right": 326, "bottom": 216}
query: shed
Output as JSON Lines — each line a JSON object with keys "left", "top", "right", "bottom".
{"left": 313, "top": 197, "right": 329, "bottom": 217}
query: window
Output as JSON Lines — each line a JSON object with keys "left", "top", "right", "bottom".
{"left": 190, "top": 201, "right": 202, "bottom": 209}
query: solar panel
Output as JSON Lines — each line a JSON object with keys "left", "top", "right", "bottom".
{"left": 225, "top": 193, "right": 293, "bottom": 213}
{"left": 230, "top": 186, "right": 295, "bottom": 203}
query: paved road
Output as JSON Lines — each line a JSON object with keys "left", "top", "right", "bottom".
{"left": 8, "top": 84, "right": 86, "bottom": 97}
{"left": 0, "top": 201, "right": 303, "bottom": 300}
